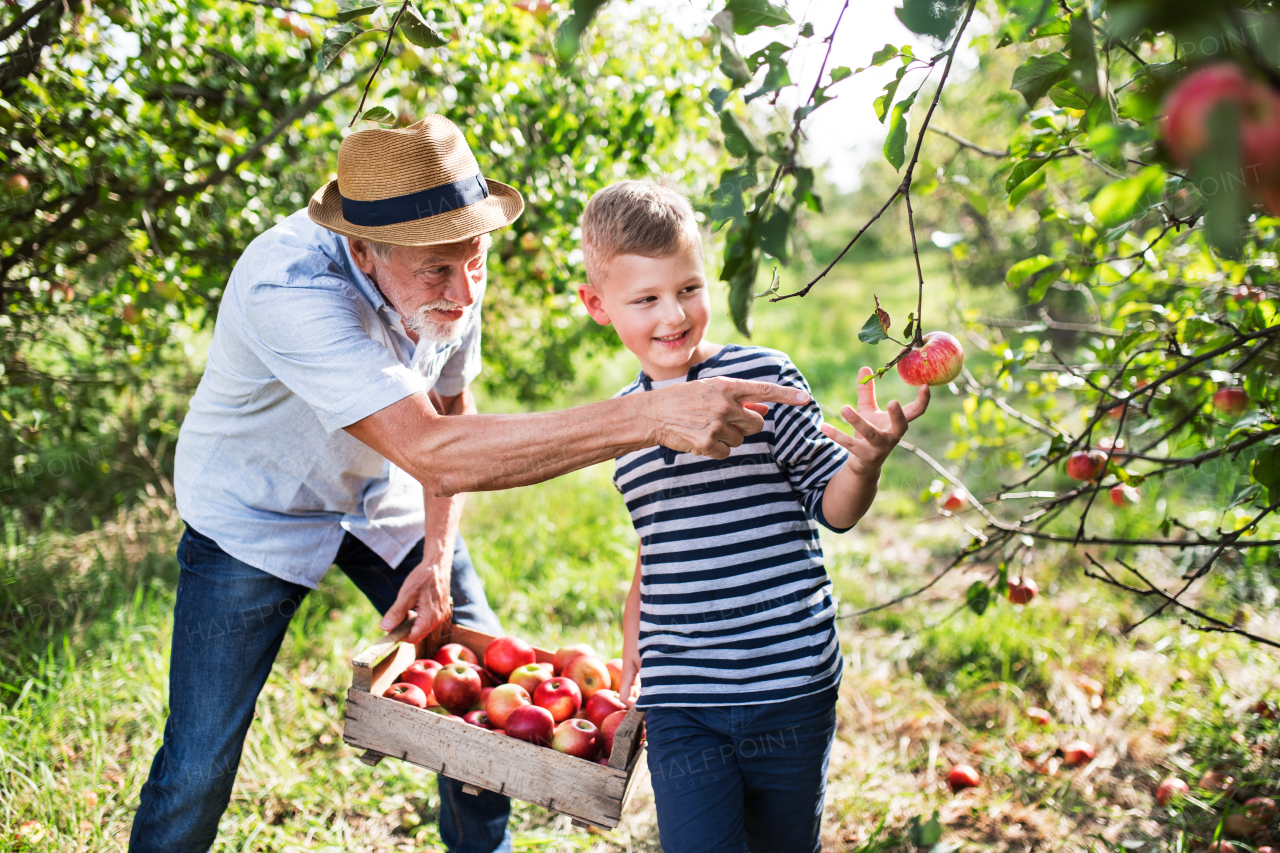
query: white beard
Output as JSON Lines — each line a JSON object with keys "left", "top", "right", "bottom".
{"left": 404, "top": 298, "right": 466, "bottom": 342}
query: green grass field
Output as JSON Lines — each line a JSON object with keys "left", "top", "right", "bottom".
{"left": 2, "top": 251, "right": 1278, "bottom": 852}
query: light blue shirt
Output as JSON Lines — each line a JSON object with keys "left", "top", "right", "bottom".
{"left": 173, "top": 210, "right": 483, "bottom": 588}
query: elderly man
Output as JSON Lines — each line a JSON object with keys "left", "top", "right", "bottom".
{"left": 128, "top": 115, "right": 807, "bottom": 852}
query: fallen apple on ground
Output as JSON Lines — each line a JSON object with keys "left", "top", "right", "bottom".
{"left": 1222, "top": 813, "right": 1262, "bottom": 840}
{"left": 897, "top": 331, "right": 965, "bottom": 387}
{"left": 1200, "top": 771, "right": 1239, "bottom": 796}
{"left": 1062, "top": 740, "right": 1095, "bottom": 766}
{"left": 1157, "top": 777, "right": 1190, "bottom": 806}
{"left": 505, "top": 704, "right": 555, "bottom": 747}
{"left": 385, "top": 682, "right": 428, "bottom": 708}
{"left": 946, "top": 764, "right": 980, "bottom": 792}
{"left": 552, "top": 718, "right": 601, "bottom": 760}
{"left": 1244, "top": 796, "right": 1277, "bottom": 822}
{"left": 1025, "top": 707, "right": 1051, "bottom": 726}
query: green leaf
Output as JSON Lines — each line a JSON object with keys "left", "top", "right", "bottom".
{"left": 1048, "top": 82, "right": 1091, "bottom": 110}
{"left": 335, "top": 0, "right": 382, "bottom": 23}
{"left": 1005, "top": 254, "right": 1056, "bottom": 288}
{"left": 757, "top": 205, "right": 792, "bottom": 260}
{"left": 719, "top": 111, "right": 760, "bottom": 159}
{"left": 792, "top": 166, "right": 822, "bottom": 213}
{"left": 554, "top": 0, "right": 611, "bottom": 62}
{"left": 873, "top": 65, "right": 908, "bottom": 123}
{"left": 1090, "top": 166, "right": 1164, "bottom": 230}
{"left": 1011, "top": 53, "right": 1069, "bottom": 106}
{"left": 358, "top": 106, "right": 396, "bottom": 123}
{"left": 400, "top": 3, "right": 449, "bottom": 48}
{"left": 965, "top": 581, "right": 992, "bottom": 616}
{"left": 882, "top": 91, "right": 917, "bottom": 171}
{"left": 858, "top": 298, "right": 892, "bottom": 344}
{"left": 896, "top": 0, "right": 966, "bottom": 40}
{"left": 711, "top": 11, "right": 753, "bottom": 88}
{"left": 723, "top": 0, "right": 793, "bottom": 34}
{"left": 320, "top": 22, "right": 365, "bottom": 70}
{"left": 711, "top": 166, "right": 754, "bottom": 224}
{"left": 1008, "top": 167, "right": 1046, "bottom": 206}
{"left": 724, "top": 226, "right": 760, "bottom": 337}
{"left": 830, "top": 65, "right": 852, "bottom": 82}
{"left": 1004, "top": 157, "right": 1048, "bottom": 194}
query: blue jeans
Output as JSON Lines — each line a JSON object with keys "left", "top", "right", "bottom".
{"left": 129, "top": 524, "right": 512, "bottom": 853}
{"left": 643, "top": 686, "right": 838, "bottom": 853}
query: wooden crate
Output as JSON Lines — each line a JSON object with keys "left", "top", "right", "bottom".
{"left": 343, "top": 618, "right": 647, "bottom": 830}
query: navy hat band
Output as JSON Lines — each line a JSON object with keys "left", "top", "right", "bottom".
{"left": 339, "top": 173, "right": 490, "bottom": 227}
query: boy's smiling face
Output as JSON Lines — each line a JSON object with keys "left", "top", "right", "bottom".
{"left": 579, "top": 242, "right": 717, "bottom": 381}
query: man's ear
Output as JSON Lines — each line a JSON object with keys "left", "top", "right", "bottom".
{"left": 348, "top": 237, "right": 376, "bottom": 276}
{"left": 578, "top": 284, "right": 612, "bottom": 326}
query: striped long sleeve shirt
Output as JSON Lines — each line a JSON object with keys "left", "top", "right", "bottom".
{"left": 613, "top": 345, "right": 849, "bottom": 707}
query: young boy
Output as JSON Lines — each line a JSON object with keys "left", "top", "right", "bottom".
{"left": 577, "top": 180, "right": 930, "bottom": 853}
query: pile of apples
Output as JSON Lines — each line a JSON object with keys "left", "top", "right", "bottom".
{"left": 384, "top": 637, "right": 631, "bottom": 764}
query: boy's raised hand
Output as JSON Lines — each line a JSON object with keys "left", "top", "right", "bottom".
{"left": 819, "top": 367, "right": 930, "bottom": 476}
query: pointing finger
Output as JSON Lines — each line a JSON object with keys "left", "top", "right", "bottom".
{"left": 714, "top": 377, "right": 809, "bottom": 406}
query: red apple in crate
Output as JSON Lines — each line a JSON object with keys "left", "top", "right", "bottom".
{"left": 1245, "top": 796, "right": 1277, "bottom": 821}
{"left": 400, "top": 659, "right": 442, "bottom": 701}
{"left": 472, "top": 686, "right": 494, "bottom": 712}
{"left": 564, "top": 655, "right": 612, "bottom": 701}
{"left": 940, "top": 489, "right": 968, "bottom": 513}
{"left": 463, "top": 710, "right": 494, "bottom": 729}
{"left": 1006, "top": 577, "right": 1038, "bottom": 605}
{"left": 553, "top": 718, "right": 601, "bottom": 759}
{"left": 492, "top": 729, "right": 506, "bottom": 737}
{"left": 585, "top": 689, "right": 628, "bottom": 729}
{"left": 509, "top": 662, "right": 553, "bottom": 695}
{"left": 443, "top": 714, "right": 465, "bottom": 722}
{"left": 464, "top": 661, "right": 494, "bottom": 688}
{"left": 484, "top": 635, "right": 536, "bottom": 680}
{"left": 1163, "top": 62, "right": 1280, "bottom": 184}
{"left": 553, "top": 643, "right": 596, "bottom": 676}
{"left": 1025, "top": 707, "right": 1051, "bottom": 726}
{"left": 1213, "top": 387, "right": 1249, "bottom": 417}
{"left": 433, "top": 662, "right": 482, "bottom": 713}
{"left": 1110, "top": 484, "right": 1140, "bottom": 508}
{"left": 601, "top": 709, "right": 628, "bottom": 758}
{"left": 434, "top": 643, "right": 478, "bottom": 666}
{"left": 1065, "top": 450, "right": 1106, "bottom": 482}
{"left": 606, "top": 658, "right": 624, "bottom": 692}
{"left": 946, "top": 764, "right": 980, "bottom": 792}
{"left": 595, "top": 756, "right": 610, "bottom": 766}
{"left": 485, "top": 683, "right": 532, "bottom": 728}
{"left": 533, "top": 676, "right": 582, "bottom": 723}
{"left": 1156, "top": 777, "right": 1190, "bottom": 806}
{"left": 426, "top": 704, "right": 447, "bottom": 715}
{"left": 505, "top": 704, "right": 555, "bottom": 747}
{"left": 385, "top": 682, "right": 428, "bottom": 708}
{"left": 897, "top": 331, "right": 965, "bottom": 387}
{"left": 1062, "top": 740, "right": 1095, "bottom": 767}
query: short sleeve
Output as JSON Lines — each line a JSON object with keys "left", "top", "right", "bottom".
{"left": 770, "top": 358, "right": 851, "bottom": 532}
{"left": 239, "top": 276, "right": 427, "bottom": 433}
{"left": 432, "top": 300, "right": 483, "bottom": 397}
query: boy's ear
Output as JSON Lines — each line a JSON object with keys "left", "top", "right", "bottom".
{"left": 578, "top": 284, "right": 612, "bottom": 326}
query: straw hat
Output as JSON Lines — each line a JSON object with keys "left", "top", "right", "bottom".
{"left": 308, "top": 114, "right": 524, "bottom": 246}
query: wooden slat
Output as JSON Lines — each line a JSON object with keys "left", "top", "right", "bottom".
{"left": 607, "top": 709, "right": 645, "bottom": 770}
{"left": 359, "top": 750, "right": 385, "bottom": 767}
{"left": 367, "top": 641, "right": 417, "bottom": 698}
{"left": 344, "top": 689, "right": 629, "bottom": 827}
{"left": 440, "top": 624, "right": 555, "bottom": 666}
{"left": 351, "top": 612, "right": 416, "bottom": 692}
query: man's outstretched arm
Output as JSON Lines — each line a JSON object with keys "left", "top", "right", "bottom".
{"left": 345, "top": 377, "right": 809, "bottom": 496}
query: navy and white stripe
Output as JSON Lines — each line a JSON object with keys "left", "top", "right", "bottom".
{"left": 614, "top": 345, "right": 849, "bottom": 707}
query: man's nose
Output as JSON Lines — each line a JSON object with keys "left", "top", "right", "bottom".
{"left": 440, "top": 264, "right": 476, "bottom": 307}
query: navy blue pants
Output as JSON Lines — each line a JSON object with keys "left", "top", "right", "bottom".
{"left": 643, "top": 686, "right": 838, "bottom": 853}
{"left": 129, "top": 525, "right": 512, "bottom": 853}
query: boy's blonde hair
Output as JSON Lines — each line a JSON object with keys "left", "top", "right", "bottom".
{"left": 581, "top": 180, "right": 700, "bottom": 287}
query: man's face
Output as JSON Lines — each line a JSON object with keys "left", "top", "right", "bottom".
{"left": 349, "top": 234, "right": 490, "bottom": 342}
